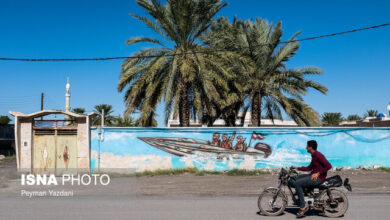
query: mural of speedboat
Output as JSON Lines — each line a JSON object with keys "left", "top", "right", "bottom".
{"left": 138, "top": 137, "right": 272, "bottom": 158}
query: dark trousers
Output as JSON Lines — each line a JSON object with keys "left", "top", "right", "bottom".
{"left": 291, "top": 174, "right": 323, "bottom": 208}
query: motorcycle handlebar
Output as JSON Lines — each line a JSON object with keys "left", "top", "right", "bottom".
{"left": 288, "top": 167, "right": 298, "bottom": 174}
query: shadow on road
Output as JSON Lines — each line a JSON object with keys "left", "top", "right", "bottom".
{"left": 257, "top": 207, "right": 329, "bottom": 218}
{"left": 284, "top": 207, "right": 325, "bottom": 217}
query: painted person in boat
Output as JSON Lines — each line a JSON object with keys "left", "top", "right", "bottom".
{"left": 234, "top": 135, "right": 248, "bottom": 152}
{"left": 209, "top": 132, "right": 221, "bottom": 147}
{"left": 220, "top": 131, "right": 236, "bottom": 149}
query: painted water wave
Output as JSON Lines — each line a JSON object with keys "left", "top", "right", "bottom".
{"left": 91, "top": 127, "right": 390, "bottom": 171}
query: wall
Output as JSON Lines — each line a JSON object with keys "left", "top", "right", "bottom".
{"left": 13, "top": 115, "right": 92, "bottom": 172}
{"left": 19, "top": 119, "right": 32, "bottom": 169}
{"left": 76, "top": 117, "right": 90, "bottom": 171}
{"left": 340, "top": 118, "right": 390, "bottom": 127}
{"left": 90, "top": 127, "right": 390, "bottom": 172}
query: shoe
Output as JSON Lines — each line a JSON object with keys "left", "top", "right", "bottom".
{"left": 296, "top": 205, "right": 309, "bottom": 218}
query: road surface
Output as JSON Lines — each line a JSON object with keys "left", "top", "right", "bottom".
{"left": 0, "top": 194, "right": 389, "bottom": 220}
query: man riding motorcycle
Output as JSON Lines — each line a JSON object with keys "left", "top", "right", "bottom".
{"left": 291, "top": 140, "right": 332, "bottom": 217}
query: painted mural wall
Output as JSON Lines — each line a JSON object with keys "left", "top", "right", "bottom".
{"left": 90, "top": 127, "right": 390, "bottom": 172}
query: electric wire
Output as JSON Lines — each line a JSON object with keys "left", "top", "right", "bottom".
{"left": 0, "top": 23, "right": 388, "bottom": 62}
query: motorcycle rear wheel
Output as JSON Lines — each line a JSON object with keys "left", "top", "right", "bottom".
{"left": 319, "top": 189, "right": 348, "bottom": 218}
{"left": 258, "top": 189, "right": 287, "bottom": 216}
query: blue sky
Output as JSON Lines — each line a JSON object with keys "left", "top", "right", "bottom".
{"left": 0, "top": 0, "right": 389, "bottom": 125}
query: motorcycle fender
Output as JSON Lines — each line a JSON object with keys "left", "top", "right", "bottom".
{"left": 264, "top": 187, "right": 288, "bottom": 204}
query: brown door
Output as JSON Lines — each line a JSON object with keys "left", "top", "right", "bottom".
{"left": 33, "top": 134, "right": 56, "bottom": 174}
{"left": 33, "top": 130, "right": 77, "bottom": 175}
{"left": 56, "top": 134, "right": 78, "bottom": 175}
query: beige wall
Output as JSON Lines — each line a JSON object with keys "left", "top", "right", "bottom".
{"left": 77, "top": 117, "right": 90, "bottom": 171}
{"left": 14, "top": 114, "right": 93, "bottom": 173}
{"left": 19, "top": 118, "right": 33, "bottom": 169}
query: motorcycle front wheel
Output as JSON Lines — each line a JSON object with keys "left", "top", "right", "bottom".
{"left": 258, "top": 188, "right": 287, "bottom": 216}
{"left": 319, "top": 189, "right": 349, "bottom": 218}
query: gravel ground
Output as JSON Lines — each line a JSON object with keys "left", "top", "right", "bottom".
{"left": 1, "top": 156, "right": 390, "bottom": 196}
{"left": 136, "top": 169, "right": 390, "bottom": 196}
{"left": 0, "top": 156, "right": 16, "bottom": 168}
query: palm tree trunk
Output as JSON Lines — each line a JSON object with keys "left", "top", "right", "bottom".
{"left": 226, "top": 115, "right": 236, "bottom": 127}
{"left": 222, "top": 112, "right": 235, "bottom": 127}
{"left": 251, "top": 92, "right": 262, "bottom": 127}
{"left": 240, "top": 105, "right": 250, "bottom": 127}
{"left": 179, "top": 78, "right": 190, "bottom": 127}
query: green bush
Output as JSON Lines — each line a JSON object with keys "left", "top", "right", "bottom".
{"left": 378, "top": 167, "right": 390, "bottom": 173}
{"left": 226, "top": 169, "right": 269, "bottom": 176}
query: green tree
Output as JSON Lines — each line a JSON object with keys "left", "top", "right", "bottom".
{"left": 321, "top": 112, "right": 343, "bottom": 126}
{"left": 113, "top": 115, "right": 136, "bottom": 127}
{"left": 204, "top": 17, "right": 327, "bottom": 126}
{"left": 347, "top": 114, "right": 361, "bottom": 121}
{"left": 118, "top": 0, "right": 228, "bottom": 127}
{"left": 72, "top": 108, "right": 85, "bottom": 114}
{"left": 202, "top": 19, "right": 250, "bottom": 126}
{"left": 364, "top": 109, "right": 378, "bottom": 118}
{"left": 69, "top": 108, "right": 86, "bottom": 124}
{"left": 92, "top": 104, "right": 115, "bottom": 126}
{"left": 0, "top": 115, "right": 11, "bottom": 125}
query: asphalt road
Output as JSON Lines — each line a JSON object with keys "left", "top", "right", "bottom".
{"left": 0, "top": 194, "right": 389, "bottom": 220}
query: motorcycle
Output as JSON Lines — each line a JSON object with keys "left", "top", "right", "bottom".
{"left": 258, "top": 167, "right": 352, "bottom": 217}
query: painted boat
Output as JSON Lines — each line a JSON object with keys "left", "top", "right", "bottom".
{"left": 138, "top": 137, "right": 272, "bottom": 158}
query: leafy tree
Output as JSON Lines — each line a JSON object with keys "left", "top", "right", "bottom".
{"left": 364, "top": 109, "right": 378, "bottom": 118}
{"left": 113, "top": 115, "right": 136, "bottom": 127}
{"left": 203, "top": 17, "right": 327, "bottom": 126}
{"left": 347, "top": 114, "right": 361, "bottom": 121}
{"left": 321, "top": 112, "right": 343, "bottom": 126}
{"left": 200, "top": 18, "right": 250, "bottom": 126}
{"left": 69, "top": 108, "right": 86, "bottom": 123}
{"left": 0, "top": 115, "right": 11, "bottom": 125}
{"left": 92, "top": 104, "right": 115, "bottom": 126}
{"left": 72, "top": 108, "right": 85, "bottom": 114}
{"left": 118, "top": 0, "right": 228, "bottom": 127}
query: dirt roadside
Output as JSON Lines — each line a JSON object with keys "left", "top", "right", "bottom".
{"left": 1, "top": 156, "right": 390, "bottom": 196}
{"left": 0, "top": 155, "right": 15, "bottom": 168}
{"left": 136, "top": 169, "right": 390, "bottom": 196}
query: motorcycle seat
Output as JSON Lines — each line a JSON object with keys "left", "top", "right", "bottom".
{"left": 320, "top": 175, "right": 343, "bottom": 188}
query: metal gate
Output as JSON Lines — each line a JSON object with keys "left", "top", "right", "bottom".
{"left": 33, "top": 120, "right": 77, "bottom": 175}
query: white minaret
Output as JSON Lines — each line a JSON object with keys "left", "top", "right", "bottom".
{"left": 65, "top": 77, "right": 71, "bottom": 119}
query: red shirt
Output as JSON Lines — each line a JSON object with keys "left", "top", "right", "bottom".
{"left": 220, "top": 141, "right": 230, "bottom": 149}
{"left": 298, "top": 151, "right": 332, "bottom": 182}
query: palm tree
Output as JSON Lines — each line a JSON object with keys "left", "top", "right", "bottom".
{"left": 113, "top": 115, "right": 136, "bottom": 127}
{"left": 347, "top": 114, "right": 361, "bottom": 121}
{"left": 135, "top": 111, "right": 158, "bottom": 127}
{"left": 204, "top": 17, "right": 327, "bottom": 126}
{"left": 200, "top": 17, "right": 253, "bottom": 126}
{"left": 92, "top": 104, "right": 115, "bottom": 126}
{"left": 321, "top": 112, "right": 343, "bottom": 126}
{"left": 118, "top": 0, "right": 228, "bottom": 127}
{"left": 72, "top": 108, "right": 85, "bottom": 114}
{"left": 364, "top": 109, "right": 378, "bottom": 118}
{"left": 70, "top": 108, "right": 86, "bottom": 124}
